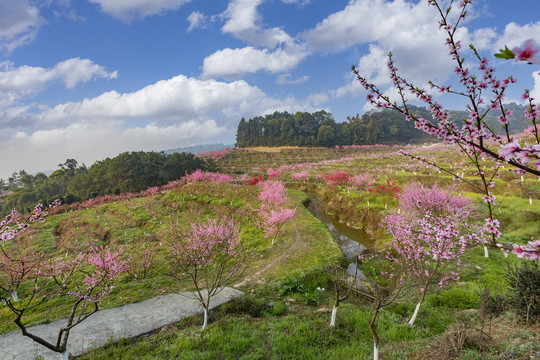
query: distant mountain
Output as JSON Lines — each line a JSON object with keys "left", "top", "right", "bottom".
{"left": 163, "top": 143, "right": 235, "bottom": 155}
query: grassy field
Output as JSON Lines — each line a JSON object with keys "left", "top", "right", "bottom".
{"left": 2, "top": 145, "right": 539, "bottom": 359}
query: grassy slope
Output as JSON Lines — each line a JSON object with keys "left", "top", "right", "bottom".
{"left": 3, "top": 146, "right": 540, "bottom": 359}
{"left": 0, "top": 182, "right": 340, "bottom": 335}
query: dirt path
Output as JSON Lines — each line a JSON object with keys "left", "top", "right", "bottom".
{"left": 234, "top": 225, "right": 307, "bottom": 287}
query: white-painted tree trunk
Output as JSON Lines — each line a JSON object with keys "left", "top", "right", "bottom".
{"left": 61, "top": 351, "right": 69, "bottom": 360}
{"left": 373, "top": 342, "right": 379, "bottom": 360}
{"left": 408, "top": 302, "right": 421, "bottom": 326}
{"left": 11, "top": 290, "right": 18, "bottom": 302}
{"left": 330, "top": 305, "right": 338, "bottom": 327}
{"left": 271, "top": 238, "right": 275, "bottom": 245}
{"left": 484, "top": 245, "right": 489, "bottom": 258}
{"left": 202, "top": 307, "right": 208, "bottom": 330}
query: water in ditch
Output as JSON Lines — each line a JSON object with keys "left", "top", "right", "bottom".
{"left": 304, "top": 194, "right": 375, "bottom": 261}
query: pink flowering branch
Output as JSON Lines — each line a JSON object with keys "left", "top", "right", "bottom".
{"left": 352, "top": 0, "right": 539, "bottom": 258}
{"left": 352, "top": 0, "right": 539, "bottom": 177}
{"left": 259, "top": 207, "right": 297, "bottom": 245}
{"left": 3, "top": 245, "right": 128, "bottom": 359}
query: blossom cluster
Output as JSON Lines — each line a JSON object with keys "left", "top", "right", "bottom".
{"left": 184, "top": 169, "right": 232, "bottom": 183}
{"left": 194, "top": 148, "right": 232, "bottom": 160}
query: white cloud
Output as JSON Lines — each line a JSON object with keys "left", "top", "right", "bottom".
{"left": 206, "top": 0, "right": 307, "bottom": 78}
{"left": 221, "top": 0, "right": 294, "bottom": 48}
{"left": 471, "top": 27, "right": 498, "bottom": 50}
{"left": 305, "top": 0, "right": 481, "bottom": 103}
{"left": 0, "top": 121, "right": 226, "bottom": 178}
{"left": 493, "top": 22, "right": 540, "bottom": 52}
{"left": 4, "top": 74, "right": 322, "bottom": 133}
{"left": 87, "top": 0, "right": 192, "bottom": 22}
{"left": 529, "top": 71, "right": 540, "bottom": 104}
{"left": 0, "top": 73, "right": 324, "bottom": 178}
{"left": 275, "top": 73, "right": 309, "bottom": 85}
{"left": 0, "top": 58, "right": 117, "bottom": 108}
{"left": 222, "top": 0, "right": 262, "bottom": 34}
{"left": 186, "top": 11, "right": 206, "bottom": 32}
{"left": 0, "top": 0, "right": 44, "bottom": 52}
{"left": 201, "top": 45, "right": 307, "bottom": 79}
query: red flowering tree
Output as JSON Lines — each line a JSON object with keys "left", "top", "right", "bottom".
{"left": 323, "top": 171, "right": 350, "bottom": 187}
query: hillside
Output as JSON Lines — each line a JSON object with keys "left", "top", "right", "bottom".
{"left": 1, "top": 145, "right": 539, "bottom": 359}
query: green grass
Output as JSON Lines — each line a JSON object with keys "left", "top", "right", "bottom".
{"left": 3, "top": 145, "right": 540, "bottom": 359}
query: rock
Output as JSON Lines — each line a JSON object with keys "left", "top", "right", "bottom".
{"left": 315, "top": 307, "right": 331, "bottom": 314}
{"left": 347, "top": 262, "right": 366, "bottom": 280}
{"left": 286, "top": 297, "right": 296, "bottom": 302}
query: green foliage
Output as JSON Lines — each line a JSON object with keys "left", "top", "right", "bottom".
{"left": 271, "top": 301, "right": 287, "bottom": 316}
{"left": 301, "top": 291, "right": 320, "bottom": 306}
{"left": 427, "top": 287, "right": 480, "bottom": 310}
{"left": 278, "top": 276, "right": 306, "bottom": 296}
{"left": 221, "top": 296, "right": 271, "bottom": 318}
{"left": 0, "top": 151, "right": 208, "bottom": 216}
{"left": 507, "top": 262, "right": 540, "bottom": 322}
{"left": 235, "top": 107, "right": 436, "bottom": 148}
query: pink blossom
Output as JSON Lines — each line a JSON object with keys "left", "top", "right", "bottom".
{"left": 498, "top": 139, "right": 521, "bottom": 161}
{"left": 512, "top": 39, "right": 540, "bottom": 64}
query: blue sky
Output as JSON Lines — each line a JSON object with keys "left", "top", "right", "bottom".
{"left": 1, "top": 0, "right": 539, "bottom": 178}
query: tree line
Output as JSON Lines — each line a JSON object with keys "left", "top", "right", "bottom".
{"left": 236, "top": 103, "right": 532, "bottom": 148}
{"left": 0, "top": 151, "right": 209, "bottom": 215}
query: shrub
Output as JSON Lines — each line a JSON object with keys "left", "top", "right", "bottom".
{"left": 427, "top": 288, "right": 480, "bottom": 310}
{"left": 271, "top": 301, "right": 287, "bottom": 316}
{"left": 221, "top": 296, "right": 270, "bottom": 318}
{"left": 278, "top": 276, "right": 306, "bottom": 296}
{"left": 302, "top": 291, "right": 320, "bottom": 306}
{"left": 506, "top": 262, "right": 540, "bottom": 323}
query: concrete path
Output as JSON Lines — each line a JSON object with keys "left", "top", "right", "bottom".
{"left": 0, "top": 287, "right": 244, "bottom": 360}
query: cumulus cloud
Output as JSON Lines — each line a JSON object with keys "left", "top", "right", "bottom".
{"left": 0, "top": 58, "right": 117, "bottom": 108}
{"left": 493, "top": 22, "right": 540, "bottom": 52}
{"left": 3, "top": 73, "right": 323, "bottom": 135}
{"left": 87, "top": 0, "right": 192, "bottom": 22}
{"left": 471, "top": 27, "right": 498, "bottom": 50}
{"left": 303, "top": 0, "right": 481, "bottom": 102}
{"left": 201, "top": 45, "right": 308, "bottom": 79}
{"left": 187, "top": 11, "right": 206, "bottom": 32}
{"left": 221, "top": 0, "right": 294, "bottom": 48}
{"left": 0, "top": 0, "right": 44, "bottom": 52}
{"left": 0, "top": 73, "right": 324, "bottom": 178}
{"left": 203, "top": 0, "right": 309, "bottom": 78}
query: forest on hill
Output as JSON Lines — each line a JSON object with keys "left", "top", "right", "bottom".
{"left": 235, "top": 103, "right": 532, "bottom": 148}
{"left": 0, "top": 151, "right": 209, "bottom": 215}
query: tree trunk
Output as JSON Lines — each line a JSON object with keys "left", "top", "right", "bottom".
{"left": 369, "top": 300, "right": 381, "bottom": 360}
{"left": 61, "top": 351, "right": 70, "bottom": 360}
{"left": 202, "top": 307, "right": 208, "bottom": 330}
{"left": 330, "top": 305, "right": 338, "bottom": 327}
{"left": 11, "top": 290, "right": 18, "bottom": 302}
{"left": 373, "top": 342, "right": 379, "bottom": 360}
{"left": 408, "top": 302, "right": 421, "bottom": 326}
{"left": 484, "top": 245, "right": 489, "bottom": 258}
